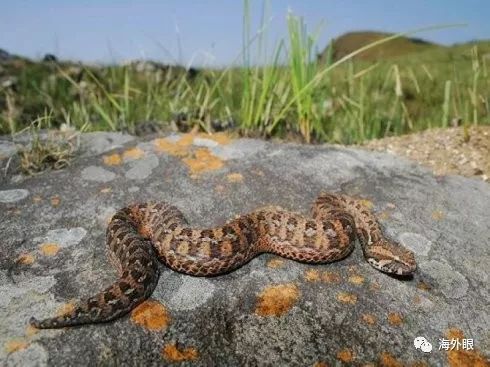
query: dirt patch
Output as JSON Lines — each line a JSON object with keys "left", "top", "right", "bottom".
{"left": 362, "top": 125, "right": 489, "bottom": 181}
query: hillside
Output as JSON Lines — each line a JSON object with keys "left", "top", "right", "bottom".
{"left": 319, "top": 31, "right": 443, "bottom": 62}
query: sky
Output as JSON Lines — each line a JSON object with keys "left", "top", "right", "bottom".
{"left": 1, "top": 0, "right": 489, "bottom": 67}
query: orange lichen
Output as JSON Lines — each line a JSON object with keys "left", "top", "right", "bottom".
{"left": 369, "top": 281, "right": 381, "bottom": 291}
{"left": 337, "top": 348, "right": 354, "bottom": 362}
{"left": 154, "top": 134, "right": 192, "bottom": 155}
{"left": 4, "top": 340, "right": 28, "bottom": 353}
{"left": 39, "top": 243, "right": 60, "bottom": 256}
{"left": 431, "top": 210, "right": 445, "bottom": 220}
{"left": 226, "top": 173, "right": 244, "bottom": 183}
{"left": 25, "top": 325, "right": 39, "bottom": 337}
{"left": 182, "top": 148, "right": 224, "bottom": 175}
{"left": 153, "top": 133, "right": 231, "bottom": 177}
{"left": 312, "top": 362, "right": 329, "bottom": 367}
{"left": 123, "top": 147, "right": 145, "bottom": 160}
{"left": 56, "top": 302, "right": 76, "bottom": 317}
{"left": 103, "top": 153, "right": 122, "bottom": 166}
{"left": 417, "top": 281, "right": 432, "bottom": 291}
{"left": 446, "top": 328, "right": 488, "bottom": 367}
{"left": 50, "top": 196, "right": 61, "bottom": 207}
{"left": 322, "top": 271, "right": 341, "bottom": 283}
{"left": 187, "top": 131, "right": 232, "bottom": 145}
{"left": 266, "top": 258, "right": 284, "bottom": 269}
{"left": 17, "top": 253, "right": 35, "bottom": 265}
{"left": 304, "top": 269, "right": 321, "bottom": 282}
{"left": 155, "top": 132, "right": 227, "bottom": 153}
{"left": 336, "top": 292, "right": 358, "bottom": 304}
{"left": 177, "top": 133, "right": 197, "bottom": 146}
{"left": 130, "top": 300, "right": 170, "bottom": 331}
{"left": 153, "top": 138, "right": 189, "bottom": 157}
{"left": 361, "top": 313, "right": 377, "bottom": 325}
{"left": 201, "top": 132, "right": 232, "bottom": 145}
{"left": 379, "top": 352, "right": 403, "bottom": 367}
{"left": 387, "top": 313, "right": 404, "bottom": 326}
{"left": 255, "top": 283, "right": 300, "bottom": 316}
{"left": 348, "top": 274, "right": 365, "bottom": 285}
{"left": 162, "top": 343, "right": 199, "bottom": 362}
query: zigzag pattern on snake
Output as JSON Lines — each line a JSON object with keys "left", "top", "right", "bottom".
{"left": 30, "top": 192, "right": 416, "bottom": 328}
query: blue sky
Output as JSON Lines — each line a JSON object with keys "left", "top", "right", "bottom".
{"left": 1, "top": 0, "right": 489, "bottom": 66}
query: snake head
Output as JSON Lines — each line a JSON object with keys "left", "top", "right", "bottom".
{"left": 366, "top": 239, "right": 416, "bottom": 276}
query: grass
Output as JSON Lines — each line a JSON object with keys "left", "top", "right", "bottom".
{"left": 286, "top": 11, "right": 323, "bottom": 142}
{"left": 0, "top": 2, "right": 489, "bottom": 145}
{"left": 15, "top": 113, "right": 79, "bottom": 175}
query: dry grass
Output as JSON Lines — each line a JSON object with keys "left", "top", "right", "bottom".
{"left": 16, "top": 120, "right": 79, "bottom": 175}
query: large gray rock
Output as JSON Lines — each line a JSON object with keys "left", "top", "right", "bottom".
{"left": 1, "top": 132, "right": 488, "bottom": 366}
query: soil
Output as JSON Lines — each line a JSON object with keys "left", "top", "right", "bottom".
{"left": 360, "top": 125, "right": 490, "bottom": 182}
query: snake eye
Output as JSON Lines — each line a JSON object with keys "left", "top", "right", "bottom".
{"left": 388, "top": 256, "right": 417, "bottom": 275}
{"left": 392, "top": 260, "right": 416, "bottom": 275}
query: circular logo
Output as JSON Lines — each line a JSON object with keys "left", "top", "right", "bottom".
{"left": 414, "top": 336, "right": 432, "bottom": 353}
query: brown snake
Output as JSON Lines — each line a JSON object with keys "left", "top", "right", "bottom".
{"left": 30, "top": 192, "right": 416, "bottom": 328}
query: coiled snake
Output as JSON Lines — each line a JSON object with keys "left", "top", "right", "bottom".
{"left": 30, "top": 192, "right": 416, "bottom": 328}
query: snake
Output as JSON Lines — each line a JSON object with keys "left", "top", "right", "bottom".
{"left": 30, "top": 192, "right": 416, "bottom": 329}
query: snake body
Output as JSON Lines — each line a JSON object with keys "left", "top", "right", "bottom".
{"left": 30, "top": 192, "right": 416, "bottom": 329}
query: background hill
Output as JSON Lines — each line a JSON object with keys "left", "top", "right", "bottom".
{"left": 319, "top": 31, "right": 443, "bottom": 62}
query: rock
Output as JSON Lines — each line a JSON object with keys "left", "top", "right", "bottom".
{"left": 0, "top": 131, "right": 488, "bottom": 366}
{"left": 0, "top": 76, "right": 18, "bottom": 89}
{"left": 78, "top": 131, "right": 135, "bottom": 156}
{"left": 0, "top": 188, "right": 29, "bottom": 203}
{"left": 0, "top": 140, "right": 18, "bottom": 159}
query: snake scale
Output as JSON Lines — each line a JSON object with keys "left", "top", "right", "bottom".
{"left": 30, "top": 192, "right": 416, "bottom": 329}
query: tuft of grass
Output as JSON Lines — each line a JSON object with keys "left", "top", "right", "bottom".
{"left": 286, "top": 11, "right": 322, "bottom": 142}
{"left": 17, "top": 113, "right": 78, "bottom": 175}
{"left": 238, "top": 0, "right": 288, "bottom": 134}
{"left": 3, "top": 91, "right": 19, "bottom": 135}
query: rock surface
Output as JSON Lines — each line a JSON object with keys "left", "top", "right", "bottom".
{"left": 0, "top": 131, "right": 489, "bottom": 366}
